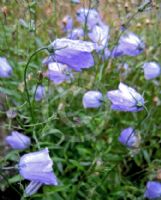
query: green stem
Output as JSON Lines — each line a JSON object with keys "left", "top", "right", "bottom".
{"left": 23, "top": 47, "right": 48, "bottom": 122}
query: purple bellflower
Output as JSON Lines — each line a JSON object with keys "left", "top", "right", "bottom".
{"left": 88, "top": 24, "right": 110, "bottom": 60}
{"left": 107, "top": 83, "right": 144, "bottom": 112}
{"left": 119, "top": 127, "right": 140, "bottom": 148}
{"left": 0, "top": 57, "right": 13, "bottom": 78}
{"left": 47, "top": 62, "right": 72, "bottom": 84}
{"left": 88, "top": 24, "right": 109, "bottom": 50}
{"left": 67, "top": 28, "right": 84, "bottom": 40}
{"left": 35, "top": 85, "right": 45, "bottom": 101}
{"left": 143, "top": 62, "right": 161, "bottom": 80}
{"left": 111, "top": 32, "right": 145, "bottom": 57}
{"left": 46, "top": 38, "right": 96, "bottom": 71}
{"left": 5, "top": 131, "right": 31, "bottom": 150}
{"left": 62, "top": 15, "right": 73, "bottom": 33}
{"left": 76, "top": 8, "right": 102, "bottom": 30}
{"left": 19, "top": 148, "right": 58, "bottom": 196}
{"left": 144, "top": 181, "right": 161, "bottom": 199}
{"left": 83, "top": 91, "right": 103, "bottom": 108}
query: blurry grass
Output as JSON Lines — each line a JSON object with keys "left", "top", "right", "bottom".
{"left": 0, "top": 0, "right": 161, "bottom": 199}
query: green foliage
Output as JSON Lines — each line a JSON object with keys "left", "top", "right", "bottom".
{"left": 0, "top": 0, "right": 161, "bottom": 199}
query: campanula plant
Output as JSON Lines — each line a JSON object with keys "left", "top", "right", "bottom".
{"left": 143, "top": 62, "right": 161, "bottom": 80}
{"left": 18, "top": 148, "right": 58, "bottom": 196}
{"left": 45, "top": 39, "right": 96, "bottom": 71}
{"left": 118, "top": 127, "right": 140, "bottom": 148}
{"left": 107, "top": 83, "right": 144, "bottom": 112}
{"left": 35, "top": 85, "right": 45, "bottom": 101}
{"left": 144, "top": 181, "right": 161, "bottom": 199}
{"left": 83, "top": 91, "right": 103, "bottom": 108}
{"left": 111, "top": 32, "right": 145, "bottom": 57}
{"left": 5, "top": 131, "right": 31, "bottom": 150}
{"left": 0, "top": 57, "right": 13, "bottom": 78}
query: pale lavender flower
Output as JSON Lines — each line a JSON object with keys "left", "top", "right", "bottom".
{"left": 119, "top": 127, "right": 140, "bottom": 148}
{"left": 112, "top": 32, "right": 145, "bottom": 57}
{"left": 47, "top": 62, "right": 72, "bottom": 84}
{"left": 76, "top": 8, "right": 102, "bottom": 30}
{"left": 0, "top": 57, "right": 13, "bottom": 78}
{"left": 83, "top": 91, "right": 103, "bottom": 108}
{"left": 62, "top": 15, "right": 73, "bottom": 32}
{"left": 143, "top": 62, "right": 161, "bottom": 80}
{"left": 19, "top": 148, "right": 58, "bottom": 196}
{"left": 35, "top": 85, "right": 45, "bottom": 101}
{"left": 46, "top": 38, "right": 96, "bottom": 71}
{"left": 5, "top": 131, "right": 31, "bottom": 150}
{"left": 88, "top": 24, "right": 109, "bottom": 50}
{"left": 107, "top": 83, "right": 144, "bottom": 112}
{"left": 144, "top": 181, "right": 161, "bottom": 199}
{"left": 67, "top": 28, "right": 84, "bottom": 40}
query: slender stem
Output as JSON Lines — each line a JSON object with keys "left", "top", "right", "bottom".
{"left": 23, "top": 47, "right": 48, "bottom": 122}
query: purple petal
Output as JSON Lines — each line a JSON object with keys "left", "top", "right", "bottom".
{"left": 83, "top": 91, "right": 103, "bottom": 108}
{"left": 19, "top": 148, "right": 58, "bottom": 185}
{"left": 0, "top": 57, "right": 13, "bottom": 78}
{"left": 53, "top": 49, "right": 94, "bottom": 71}
{"left": 144, "top": 181, "right": 161, "bottom": 199}
{"left": 5, "top": 131, "right": 31, "bottom": 150}
{"left": 143, "top": 62, "right": 161, "bottom": 80}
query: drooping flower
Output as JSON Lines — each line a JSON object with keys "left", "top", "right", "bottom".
{"left": 88, "top": 24, "right": 109, "bottom": 50}
{"left": 118, "top": 127, "right": 140, "bottom": 148}
{"left": 76, "top": 8, "right": 102, "bottom": 30}
{"left": 88, "top": 24, "right": 110, "bottom": 60}
{"left": 47, "top": 62, "right": 72, "bottom": 84}
{"left": 62, "top": 15, "right": 73, "bottom": 32}
{"left": 83, "top": 91, "right": 103, "bottom": 108}
{"left": 18, "top": 148, "right": 58, "bottom": 196}
{"left": 35, "top": 85, "right": 45, "bottom": 101}
{"left": 111, "top": 32, "right": 145, "bottom": 57}
{"left": 143, "top": 62, "right": 161, "bottom": 80}
{"left": 0, "top": 57, "right": 13, "bottom": 78}
{"left": 67, "top": 28, "right": 84, "bottom": 40}
{"left": 107, "top": 83, "right": 144, "bottom": 112}
{"left": 144, "top": 181, "right": 161, "bottom": 199}
{"left": 46, "top": 38, "right": 96, "bottom": 71}
{"left": 5, "top": 131, "right": 31, "bottom": 150}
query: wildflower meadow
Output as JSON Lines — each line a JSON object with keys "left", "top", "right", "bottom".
{"left": 0, "top": 0, "right": 161, "bottom": 199}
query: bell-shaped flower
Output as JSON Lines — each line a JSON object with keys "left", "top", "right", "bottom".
{"left": 18, "top": 148, "right": 58, "bottom": 196}
{"left": 62, "top": 15, "right": 73, "bottom": 32}
{"left": 88, "top": 24, "right": 109, "bottom": 50}
{"left": 67, "top": 28, "right": 84, "bottom": 40}
{"left": 144, "top": 181, "right": 161, "bottom": 199}
{"left": 118, "top": 127, "right": 140, "bottom": 148}
{"left": 5, "top": 131, "right": 31, "bottom": 150}
{"left": 47, "top": 62, "right": 72, "bottom": 84}
{"left": 35, "top": 85, "right": 45, "bottom": 101}
{"left": 83, "top": 91, "right": 103, "bottom": 108}
{"left": 111, "top": 32, "right": 145, "bottom": 57}
{"left": 76, "top": 8, "right": 102, "bottom": 30}
{"left": 46, "top": 38, "right": 96, "bottom": 71}
{"left": 107, "top": 83, "right": 144, "bottom": 112}
{"left": 0, "top": 57, "right": 13, "bottom": 78}
{"left": 143, "top": 62, "right": 161, "bottom": 80}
